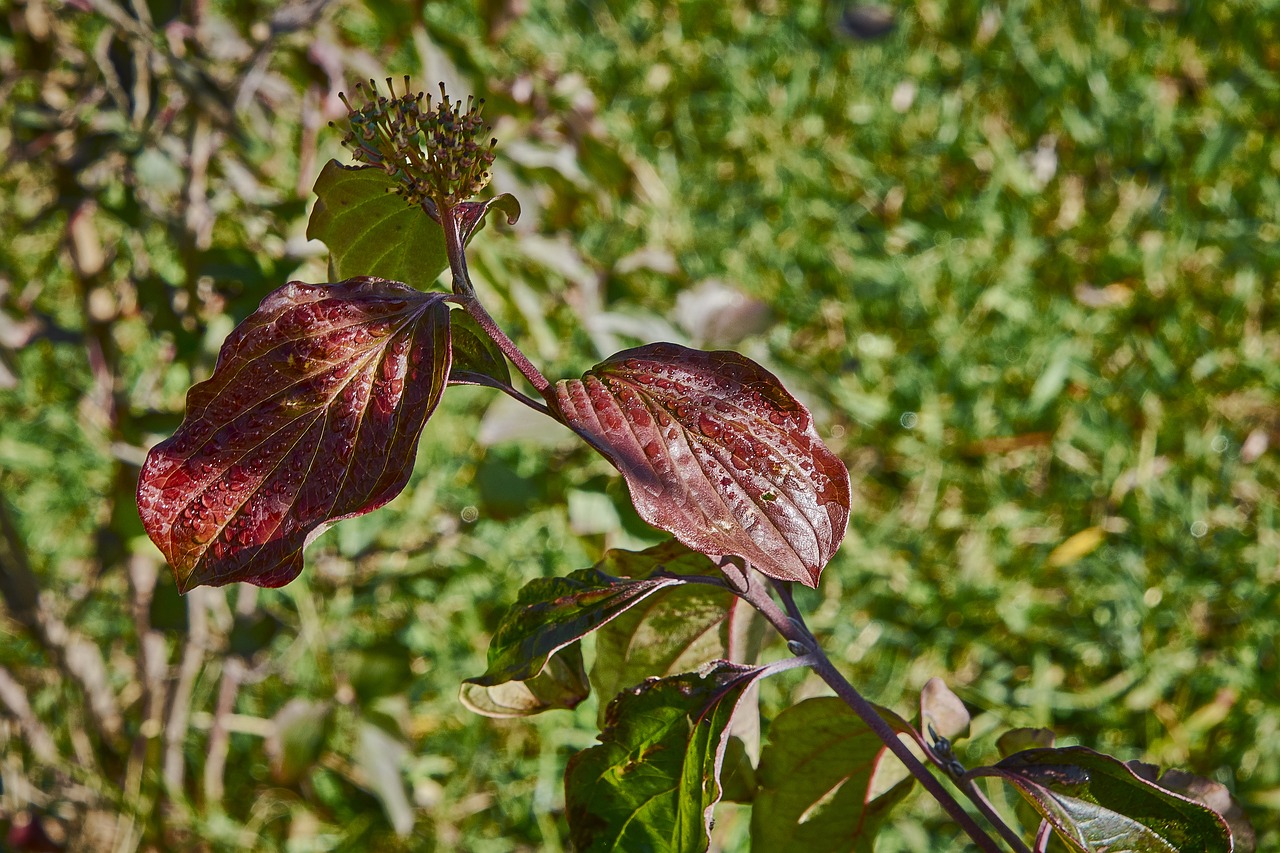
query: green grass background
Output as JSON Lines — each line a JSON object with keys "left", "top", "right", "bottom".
{"left": 1, "top": 0, "right": 1277, "bottom": 849}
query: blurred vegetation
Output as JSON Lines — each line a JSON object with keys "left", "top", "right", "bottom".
{"left": 1, "top": 0, "right": 1277, "bottom": 850}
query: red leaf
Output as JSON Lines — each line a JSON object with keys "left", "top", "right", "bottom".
{"left": 136, "top": 277, "right": 451, "bottom": 592}
{"left": 553, "top": 343, "right": 850, "bottom": 587}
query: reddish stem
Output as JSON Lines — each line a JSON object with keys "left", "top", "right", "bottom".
{"left": 437, "top": 199, "right": 552, "bottom": 398}
{"left": 739, "top": 576, "right": 1007, "bottom": 853}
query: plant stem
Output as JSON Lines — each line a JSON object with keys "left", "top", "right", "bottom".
{"left": 739, "top": 577, "right": 1007, "bottom": 853}
{"left": 437, "top": 200, "right": 552, "bottom": 397}
{"left": 1033, "top": 820, "right": 1052, "bottom": 852}
{"left": 958, "top": 778, "right": 1033, "bottom": 853}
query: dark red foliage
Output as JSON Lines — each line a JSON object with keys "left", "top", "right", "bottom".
{"left": 554, "top": 343, "right": 850, "bottom": 587}
{"left": 136, "top": 277, "right": 451, "bottom": 592}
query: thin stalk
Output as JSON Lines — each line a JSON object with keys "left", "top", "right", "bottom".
{"left": 739, "top": 577, "right": 1006, "bottom": 853}
{"left": 957, "top": 778, "right": 1033, "bottom": 853}
{"left": 437, "top": 200, "right": 552, "bottom": 397}
{"left": 1033, "top": 820, "right": 1052, "bottom": 852}
{"left": 770, "top": 578, "right": 807, "bottom": 628}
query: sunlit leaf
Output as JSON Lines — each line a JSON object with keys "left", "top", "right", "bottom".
{"left": 463, "top": 543, "right": 702, "bottom": 691}
{"left": 307, "top": 162, "right": 450, "bottom": 291}
{"left": 588, "top": 541, "right": 737, "bottom": 727}
{"left": 1127, "top": 764, "right": 1255, "bottom": 853}
{"left": 553, "top": 343, "right": 851, "bottom": 587}
{"left": 460, "top": 643, "right": 589, "bottom": 718}
{"left": 565, "top": 661, "right": 766, "bottom": 853}
{"left": 751, "top": 696, "right": 916, "bottom": 852}
{"left": 136, "top": 277, "right": 451, "bottom": 591}
{"left": 972, "top": 746, "right": 1234, "bottom": 853}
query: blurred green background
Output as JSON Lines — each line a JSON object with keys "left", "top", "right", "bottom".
{"left": 2, "top": 0, "right": 1277, "bottom": 850}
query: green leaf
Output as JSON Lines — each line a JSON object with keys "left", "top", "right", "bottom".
{"left": 565, "top": 661, "right": 766, "bottom": 853}
{"left": 460, "top": 642, "right": 589, "bottom": 718}
{"left": 307, "top": 162, "right": 449, "bottom": 292}
{"left": 589, "top": 541, "right": 735, "bottom": 726}
{"left": 972, "top": 746, "right": 1234, "bottom": 853}
{"left": 463, "top": 543, "right": 704, "bottom": 692}
{"left": 449, "top": 309, "right": 512, "bottom": 388}
{"left": 751, "top": 697, "right": 916, "bottom": 853}
{"left": 996, "top": 727, "right": 1057, "bottom": 758}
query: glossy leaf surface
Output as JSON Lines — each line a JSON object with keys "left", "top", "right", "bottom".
{"left": 463, "top": 543, "right": 699, "bottom": 690}
{"left": 588, "top": 542, "right": 737, "bottom": 727}
{"left": 307, "top": 162, "right": 450, "bottom": 291}
{"left": 554, "top": 343, "right": 850, "bottom": 587}
{"left": 751, "top": 696, "right": 915, "bottom": 852}
{"left": 137, "top": 277, "right": 451, "bottom": 591}
{"left": 565, "top": 661, "right": 766, "bottom": 853}
{"left": 460, "top": 643, "right": 590, "bottom": 718}
{"left": 973, "top": 746, "right": 1233, "bottom": 853}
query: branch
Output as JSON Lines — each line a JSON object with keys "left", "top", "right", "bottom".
{"left": 438, "top": 201, "right": 552, "bottom": 397}
{"left": 737, "top": 573, "right": 1007, "bottom": 853}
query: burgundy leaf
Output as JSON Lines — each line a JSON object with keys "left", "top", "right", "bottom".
{"left": 553, "top": 343, "right": 850, "bottom": 587}
{"left": 136, "top": 277, "right": 451, "bottom": 592}
{"left": 454, "top": 193, "right": 521, "bottom": 244}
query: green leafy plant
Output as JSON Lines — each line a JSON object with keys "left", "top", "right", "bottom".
{"left": 135, "top": 78, "right": 1251, "bottom": 852}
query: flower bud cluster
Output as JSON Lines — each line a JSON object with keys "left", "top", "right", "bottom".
{"left": 336, "top": 77, "right": 497, "bottom": 208}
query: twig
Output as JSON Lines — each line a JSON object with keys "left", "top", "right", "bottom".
{"left": 737, "top": 574, "right": 1006, "bottom": 853}
{"left": 957, "top": 777, "right": 1033, "bottom": 853}
{"left": 438, "top": 201, "right": 552, "bottom": 397}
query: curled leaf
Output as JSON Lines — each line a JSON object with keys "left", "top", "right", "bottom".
{"left": 554, "top": 343, "right": 850, "bottom": 587}
{"left": 460, "top": 643, "right": 589, "bottom": 718}
{"left": 463, "top": 543, "right": 704, "bottom": 691}
{"left": 565, "top": 661, "right": 767, "bottom": 852}
{"left": 137, "top": 277, "right": 451, "bottom": 591}
{"left": 454, "top": 193, "right": 520, "bottom": 244}
{"left": 588, "top": 542, "right": 737, "bottom": 728}
{"left": 972, "top": 746, "right": 1234, "bottom": 853}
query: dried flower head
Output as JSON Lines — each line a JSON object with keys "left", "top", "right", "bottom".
{"left": 335, "top": 76, "right": 497, "bottom": 209}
